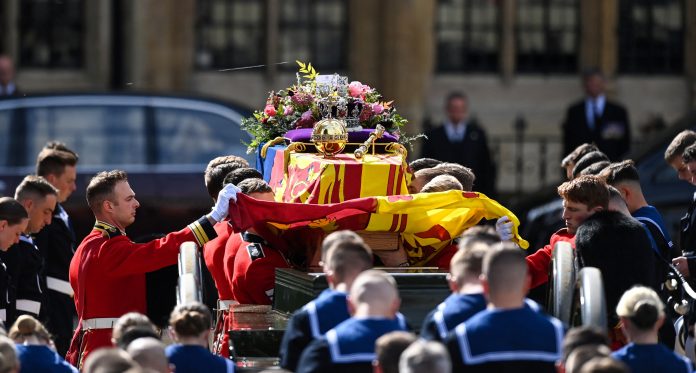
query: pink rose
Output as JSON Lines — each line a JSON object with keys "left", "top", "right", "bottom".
{"left": 283, "top": 106, "right": 294, "bottom": 116}
{"left": 264, "top": 105, "right": 277, "bottom": 116}
{"left": 349, "top": 81, "right": 366, "bottom": 98}
{"left": 371, "top": 103, "right": 384, "bottom": 115}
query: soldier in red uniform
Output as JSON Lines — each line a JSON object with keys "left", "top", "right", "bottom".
{"left": 496, "top": 175, "right": 608, "bottom": 288}
{"left": 66, "top": 170, "right": 238, "bottom": 367}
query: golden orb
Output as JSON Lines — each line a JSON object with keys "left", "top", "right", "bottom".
{"left": 311, "top": 118, "right": 348, "bottom": 156}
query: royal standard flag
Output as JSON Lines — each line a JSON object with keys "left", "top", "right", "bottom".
{"left": 228, "top": 190, "right": 528, "bottom": 265}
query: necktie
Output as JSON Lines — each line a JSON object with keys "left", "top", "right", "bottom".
{"left": 592, "top": 101, "right": 601, "bottom": 132}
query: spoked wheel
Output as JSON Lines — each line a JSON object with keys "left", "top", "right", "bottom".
{"left": 572, "top": 267, "right": 607, "bottom": 331}
{"left": 177, "top": 241, "right": 203, "bottom": 304}
{"left": 547, "top": 242, "right": 575, "bottom": 325}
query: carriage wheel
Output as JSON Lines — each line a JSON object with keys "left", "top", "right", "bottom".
{"left": 573, "top": 267, "right": 607, "bottom": 331}
{"left": 548, "top": 242, "right": 575, "bottom": 324}
{"left": 177, "top": 241, "right": 203, "bottom": 304}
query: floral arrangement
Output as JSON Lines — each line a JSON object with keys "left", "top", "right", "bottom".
{"left": 241, "top": 61, "right": 409, "bottom": 153}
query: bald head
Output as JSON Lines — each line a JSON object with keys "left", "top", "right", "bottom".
{"left": 126, "top": 337, "right": 169, "bottom": 373}
{"left": 348, "top": 270, "right": 400, "bottom": 318}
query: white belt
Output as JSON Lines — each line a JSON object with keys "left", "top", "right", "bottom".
{"left": 82, "top": 317, "right": 119, "bottom": 330}
{"left": 0, "top": 309, "right": 6, "bottom": 321}
{"left": 218, "top": 299, "right": 238, "bottom": 311}
{"left": 47, "top": 277, "right": 74, "bottom": 297}
{"left": 16, "top": 299, "right": 41, "bottom": 315}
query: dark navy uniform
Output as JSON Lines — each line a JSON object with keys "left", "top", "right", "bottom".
{"left": 681, "top": 193, "right": 696, "bottom": 273}
{"left": 296, "top": 315, "right": 408, "bottom": 373}
{"left": 279, "top": 289, "right": 351, "bottom": 371}
{"left": 612, "top": 343, "right": 693, "bottom": 373}
{"left": 445, "top": 305, "right": 563, "bottom": 373}
{"left": 166, "top": 344, "right": 235, "bottom": 373}
{"left": 34, "top": 203, "right": 77, "bottom": 356}
{"left": 0, "top": 234, "right": 44, "bottom": 325}
{"left": 420, "top": 293, "right": 486, "bottom": 342}
{"left": 0, "top": 258, "right": 12, "bottom": 326}
{"left": 16, "top": 344, "right": 77, "bottom": 373}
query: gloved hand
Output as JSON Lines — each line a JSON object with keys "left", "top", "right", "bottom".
{"left": 495, "top": 216, "right": 514, "bottom": 241}
{"left": 210, "top": 183, "right": 242, "bottom": 222}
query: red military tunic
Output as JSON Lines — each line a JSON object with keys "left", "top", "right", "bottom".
{"left": 231, "top": 232, "right": 289, "bottom": 305}
{"left": 203, "top": 222, "right": 233, "bottom": 300}
{"left": 526, "top": 228, "right": 576, "bottom": 289}
{"left": 66, "top": 218, "right": 216, "bottom": 367}
{"left": 212, "top": 232, "right": 244, "bottom": 357}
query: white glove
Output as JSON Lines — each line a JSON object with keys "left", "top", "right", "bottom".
{"left": 210, "top": 183, "right": 242, "bottom": 222}
{"left": 495, "top": 216, "right": 514, "bottom": 241}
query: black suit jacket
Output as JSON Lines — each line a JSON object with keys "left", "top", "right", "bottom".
{"left": 34, "top": 204, "right": 76, "bottom": 283}
{"left": 421, "top": 121, "right": 496, "bottom": 197}
{"left": 562, "top": 99, "right": 631, "bottom": 161}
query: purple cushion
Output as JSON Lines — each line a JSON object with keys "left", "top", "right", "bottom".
{"left": 284, "top": 128, "right": 399, "bottom": 143}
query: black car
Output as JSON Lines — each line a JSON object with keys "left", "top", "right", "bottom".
{"left": 0, "top": 92, "right": 253, "bottom": 241}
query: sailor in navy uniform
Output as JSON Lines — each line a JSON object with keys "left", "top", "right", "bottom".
{"left": 420, "top": 247, "right": 487, "bottom": 341}
{"left": 0, "top": 234, "right": 45, "bottom": 325}
{"left": 279, "top": 239, "right": 374, "bottom": 371}
{"left": 296, "top": 270, "right": 407, "bottom": 373}
{"left": 446, "top": 244, "right": 564, "bottom": 373}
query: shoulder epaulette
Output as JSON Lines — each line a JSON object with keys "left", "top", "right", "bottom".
{"left": 94, "top": 221, "right": 123, "bottom": 239}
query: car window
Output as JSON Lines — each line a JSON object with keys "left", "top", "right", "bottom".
{"left": 0, "top": 109, "right": 13, "bottom": 166}
{"left": 25, "top": 105, "right": 147, "bottom": 166}
{"left": 154, "top": 107, "right": 252, "bottom": 164}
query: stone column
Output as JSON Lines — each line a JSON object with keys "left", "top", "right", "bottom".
{"left": 685, "top": 0, "right": 696, "bottom": 108}
{"left": 500, "top": 0, "right": 516, "bottom": 84}
{"left": 126, "top": 0, "right": 195, "bottom": 91}
{"left": 580, "top": 0, "right": 618, "bottom": 77}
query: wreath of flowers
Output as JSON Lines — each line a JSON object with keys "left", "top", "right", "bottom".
{"left": 241, "top": 61, "right": 411, "bottom": 153}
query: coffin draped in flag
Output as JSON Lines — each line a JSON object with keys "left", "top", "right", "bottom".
{"left": 227, "top": 190, "right": 529, "bottom": 265}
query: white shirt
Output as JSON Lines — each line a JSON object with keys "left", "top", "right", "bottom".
{"left": 444, "top": 121, "right": 467, "bottom": 143}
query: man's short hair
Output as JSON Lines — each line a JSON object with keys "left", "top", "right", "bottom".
{"left": 458, "top": 225, "right": 500, "bottom": 252}
{"left": 561, "top": 326, "right": 609, "bottom": 363}
{"left": 409, "top": 158, "right": 442, "bottom": 172}
{"left": 483, "top": 243, "right": 527, "bottom": 294}
{"left": 205, "top": 161, "right": 246, "bottom": 199}
{"left": 237, "top": 178, "right": 272, "bottom": 195}
{"left": 565, "top": 344, "right": 611, "bottom": 373}
{"left": 375, "top": 331, "right": 417, "bottom": 373}
{"left": 581, "top": 67, "right": 604, "bottom": 81}
{"left": 450, "top": 246, "right": 487, "bottom": 285}
{"left": 599, "top": 160, "right": 640, "bottom": 185}
{"left": 36, "top": 141, "right": 79, "bottom": 177}
{"left": 326, "top": 240, "right": 373, "bottom": 283}
{"left": 421, "top": 175, "right": 462, "bottom": 193}
{"left": 321, "top": 230, "right": 364, "bottom": 262}
{"left": 578, "top": 161, "right": 610, "bottom": 176}
{"left": 205, "top": 155, "right": 249, "bottom": 172}
{"left": 126, "top": 337, "right": 168, "bottom": 373}
{"left": 557, "top": 175, "right": 609, "bottom": 210}
{"left": 86, "top": 170, "right": 129, "bottom": 212}
{"left": 399, "top": 340, "right": 451, "bottom": 373}
{"left": 579, "top": 357, "right": 629, "bottom": 373}
{"left": 433, "top": 163, "right": 475, "bottom": 191}
{"left": 682, "top": 143, "right": 696, "bottom": 164}
{"left": 224, "top": 167, "right": 264, "bottom": 187}
{"left": 350, "top": 270, "right": 398, "bottom": 306}
{"left": 0, "top": 197, "right": 28, "bottom": 225}
{"left": 83, "top": 348, "right": 139, "bottom": 373}
{"left": 112, "top": 312, "right": 158, "bottom": 349}
{"left": 561, "top": 143, "right": 599, "bottom": 168}
{"left": 14, "top": 175, "right": 58, "bottom": 201}
{"left": 445, "top": 91, "right": 467, "bottom": 106}
{"left": 414, "top": 167, "right": 448, "bottom": 188}
{"left": 665, "top": 130, "right": 696, "bottom": 162}
{"left": 572, "top": 151, "right": 609, "bottom": 178}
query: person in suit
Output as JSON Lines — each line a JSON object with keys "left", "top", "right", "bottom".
{"left": 562, "top": 68, "right": 631, "bottom": 161}
{"left": 421, "top": 92, "right": 496, "bottom": 197}
{"left": 33, "top": 142, "right": 79, "bottom": 356}
{"left": 0, "top": 55, "right": 20, "bottom": 97}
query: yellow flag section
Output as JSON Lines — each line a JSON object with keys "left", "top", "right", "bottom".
{"left": 365, "top": 190, "right": 529, "bottom": 265}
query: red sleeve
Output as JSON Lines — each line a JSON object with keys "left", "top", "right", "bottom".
{"left": 526, "top": 243, "right": 553, "bottom": 289}
{"left": 100, "top": 216, "right": 217, "bottom": 277}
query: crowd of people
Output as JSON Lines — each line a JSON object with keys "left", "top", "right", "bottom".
{"left": 0, "top": 76, "right": 690, "bottom": 372}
